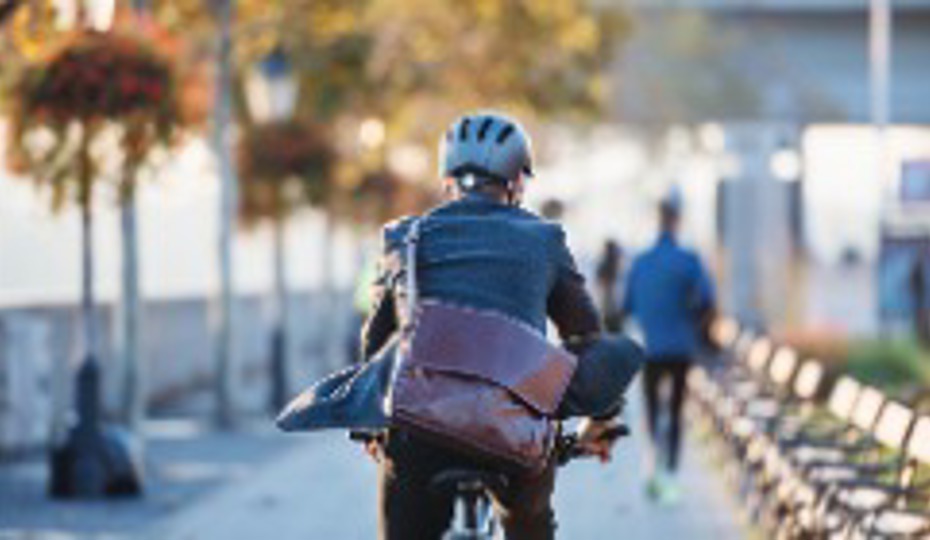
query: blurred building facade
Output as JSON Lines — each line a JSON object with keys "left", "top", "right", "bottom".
{"left": 617, "top": 0, "right": 930, "bottom": 124}
{"left": 610, "top": 0, "right": 930, "bottom": 334}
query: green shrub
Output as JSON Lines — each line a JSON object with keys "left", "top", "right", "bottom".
{"left": 845, "top": 340, "right": 930, "bottom": 392}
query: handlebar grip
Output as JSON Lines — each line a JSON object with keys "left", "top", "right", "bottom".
{"left": 555, "top": 423, "right": 630, "bottom": 465}
{"left": 348, "top": 430, "right": 381, "bottom": 443}
{"left": 599, "top": 424, "right": 630, "bottom": 442}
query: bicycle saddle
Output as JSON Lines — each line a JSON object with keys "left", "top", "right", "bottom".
{"left": 430, "top": 469, "right": 509, "bottom": 495}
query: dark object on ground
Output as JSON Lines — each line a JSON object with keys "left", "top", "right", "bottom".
{"left": 49, "top": 425, "right": 143, "bottom": 498}
{"left": 48, "top": 359, "right": 143, "bottom": 498}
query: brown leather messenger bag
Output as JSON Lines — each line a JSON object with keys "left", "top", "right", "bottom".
{"left": 386, "top": 217, "right": 577, "bottom": 473}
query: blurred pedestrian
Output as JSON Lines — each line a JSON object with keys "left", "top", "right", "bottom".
{"left": 910, "top": 253, "right": 930, "bottom": 347}
{"left": 595, "top": 239, "right": 625, "bottom": 333}
{"left": 540, "top": 198, "right": 565, "bottom": 221}
{"left": 621, "top": 188, "right": 716, "bottom": 505}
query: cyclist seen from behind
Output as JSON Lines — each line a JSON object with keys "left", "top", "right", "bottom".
{"left": 621, "top": 189, "right": 716, "bottom": 505}
{"left": 360, "top": 112, "right": 642, "bottom": 540}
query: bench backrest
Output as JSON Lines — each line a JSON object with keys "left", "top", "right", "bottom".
{"left": 851, "top": 386, "right": 886, "bottom": 432}
{"left": 827, "top": 376, "right": 862, "bottom": 421}
{"left": 710, "top": 318, "right": 740, "bottom": 349}
{"left": 747, "top": 338, "right": 773, "bottom": 375}
{"left": 769, "top": 347, "right": 799, "bottom": 389}
{"left": 906, "top": 416, "right": 930, "bottom": 466}
{"left": 873, "top": 401, "right": 915, "bottom": 450}
{"left": 866, "top": 401, "right": 918, "bottom": 489}
{"left": 899, "top": 416, "right": 930, "bottom": 492}
{"left": 793, "top": 360, "right": 825, "bottom": 401}
{"left": 734, "top": 331, "right": 756, "bottom": 362}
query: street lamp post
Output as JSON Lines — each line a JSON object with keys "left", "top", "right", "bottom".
{"left": 245, "top": 48, "right": 299, "bottom": 412}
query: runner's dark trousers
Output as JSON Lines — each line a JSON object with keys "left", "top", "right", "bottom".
{"left": 642, "top": 356, "right": 692, "bottom": 472}
{"left": 378, "top": 429, "right": 556, "bottom": 540}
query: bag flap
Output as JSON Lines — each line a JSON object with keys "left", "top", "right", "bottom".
{"left": 405, "top": 301, "right": 576, "bottom": 415}
{"left": 276, "top": 342, "right": 397, "bottom": 432}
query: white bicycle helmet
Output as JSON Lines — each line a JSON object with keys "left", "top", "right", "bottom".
{"left": 439, "top": 112, "right": 534, "bottom": 189}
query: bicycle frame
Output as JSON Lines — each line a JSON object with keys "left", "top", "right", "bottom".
{"left": 351, "top": 421, "right": 630, "bottom": 539}
{"left": 445, "top": 488, "right": 497, "bottom": 540}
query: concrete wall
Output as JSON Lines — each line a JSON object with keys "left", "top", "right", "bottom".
{"left": 0, "top": 291, "right": 353, "bottom": 455}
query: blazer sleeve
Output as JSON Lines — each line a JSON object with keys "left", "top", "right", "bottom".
{"left": 359, "top": 219, "right": 410, "bottom": 361}
{"left": 546, "top": 225, "right": 602, "bottom": 347}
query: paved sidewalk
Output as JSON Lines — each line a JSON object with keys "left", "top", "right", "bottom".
{"left": 144, "top": 432, "right": 378, "bottom": 540}
{"left": 554, "top": 423, "right": 746, "bottom": 539}
{"left": 0, "top": 418, "right": 295, "bottom": 540}
{"left": 1, "top": 398, "right": 747, "bottom": 540}
{"left": 144, "top": 420, "right": 746, "bottom": 539}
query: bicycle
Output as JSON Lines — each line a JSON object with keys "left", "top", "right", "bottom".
{"left": 352, "top": 423, "right": 629, "bottom": 540}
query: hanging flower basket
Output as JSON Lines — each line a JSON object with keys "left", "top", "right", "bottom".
{"left": 18, "top": 30, "right": 177, "bottom": 127}
{"left": 6, "top": 24, "right": 189, "bottom": 209}
{"left": 238, "top": 120, "right": 337, "bottom": 225}
{"left": 348, "top": 168, "right": 439, "bottom": 225}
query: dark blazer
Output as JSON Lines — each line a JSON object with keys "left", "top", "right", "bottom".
{"left": 277, "top": 194, "right": 642, "bottom": 432}
{"left": 362, "top": 193, "right": 601, "bottom": 359}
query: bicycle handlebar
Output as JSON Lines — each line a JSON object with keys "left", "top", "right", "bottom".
{"left": 554, "top": 424, "right": 629, "bottom": 465}
{"left": 349, "top": 430, "right": 383, "bottom": 444}
{"left": 348, "top": 423, "right": 630, "bottom": 466}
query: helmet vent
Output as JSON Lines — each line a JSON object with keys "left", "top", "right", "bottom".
{"left": 496, "top": 124, "right": 515, "bottom": 144}
{"left": 459, "top": 118, "right": 471, "bottom": 140}
{"left": 477, "top": 118, "right": 494, "bottom": 141}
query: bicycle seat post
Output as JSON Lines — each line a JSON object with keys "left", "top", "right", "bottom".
{"left": 432, "top": 469, "right": 506, "bottom": 539}
{"left": 453, "top": 486, "right": 482, "bottom": 532}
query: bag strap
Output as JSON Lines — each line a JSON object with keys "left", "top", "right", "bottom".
{"left": 402, "top": 217, "right": 423, "bottom": 332}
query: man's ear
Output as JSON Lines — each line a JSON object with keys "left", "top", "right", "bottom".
{"left": 442, "top": 177, "right": 457, "bottom": 198}
{"left": 510, "top": 175, "right": 526, "bottom": 206}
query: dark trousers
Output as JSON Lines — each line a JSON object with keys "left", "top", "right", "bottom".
{"left": 642, "top": 357, "right": 692, "bottom": 472}
{"left": 378, "top": 430, "right": 556, "bottom": 540}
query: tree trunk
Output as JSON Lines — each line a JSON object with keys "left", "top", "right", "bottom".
{"left": 118, "top": 181, "right": 144, "bottom": 429}
{"left": 120, "top": 0, "right": 148, "bottom": 433}
{"left": 212, "top": 0, "right": 238, "bottom": 428}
